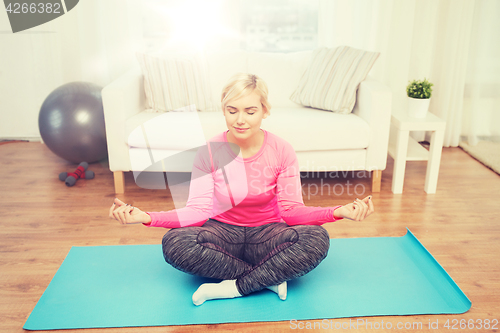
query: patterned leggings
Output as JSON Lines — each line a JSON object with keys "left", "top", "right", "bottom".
{"left": 162, "top": 219, "right": 330, "bottom": 296}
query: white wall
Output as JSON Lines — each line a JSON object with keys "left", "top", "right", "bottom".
{"left": 0, "top": 0, "right": 143, "bottom": 140}
{"left": 1, "top": 0, "right": 497, "bottom": 143}
{"left": 0, "top": 12, "right": 58, "bottom": 140}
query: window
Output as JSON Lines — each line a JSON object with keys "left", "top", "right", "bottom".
{"left": 141, "top": 0, "right": 318, "bottom": 53}
{"left": 239, "top": 0, "right": 318, "bottom": 52}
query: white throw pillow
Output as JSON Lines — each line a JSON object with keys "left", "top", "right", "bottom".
{"left": 290, "top": 46, "right": 380, "bottom": 114}
{"left": 136, "top": 51, "right": 217, "bottom": 112}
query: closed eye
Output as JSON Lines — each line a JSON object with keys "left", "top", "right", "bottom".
{"left": 227, "top": 106, "right": 258, "bottom": 115}
{"left": 228, "top": 111, "right": 256, "bottom": 115}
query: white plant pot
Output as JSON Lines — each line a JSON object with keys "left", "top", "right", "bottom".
{"left": 407, "top": 97, "right": 431, "bottom": 118}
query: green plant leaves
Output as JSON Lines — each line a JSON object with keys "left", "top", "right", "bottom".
{"left": 406, "top": 78, "right": 433, "bottom": 99}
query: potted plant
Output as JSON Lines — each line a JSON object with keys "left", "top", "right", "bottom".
{"left": 406, "top": 78, "right": 433, "bottom": 118}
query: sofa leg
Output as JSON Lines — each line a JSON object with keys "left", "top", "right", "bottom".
{"left": 371, "top": 170, "right": 382, "bottom": 193}
{"left": 114, "top": 171, "right": 125, "bottom": 194}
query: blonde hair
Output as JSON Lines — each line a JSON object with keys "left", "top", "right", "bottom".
{"left": 221, "top": 73, "right": 271, "bottom": 113}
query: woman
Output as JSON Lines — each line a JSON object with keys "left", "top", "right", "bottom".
{"left": 109, "top": 73, "right": 374, "bottom": 306}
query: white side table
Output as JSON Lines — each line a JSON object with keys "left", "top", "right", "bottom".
{"left": 388, "top": 110, "right": 446, "bottom": 194}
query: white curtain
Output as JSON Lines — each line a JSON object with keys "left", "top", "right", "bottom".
{"left": 318, "top": 0, "right": 494, "bottom": 147}
{"left": 462, "top": 0, "right": 500, "bottom": 146}
{"left": 0, "top": 0, "right": 144, "bottom": 139}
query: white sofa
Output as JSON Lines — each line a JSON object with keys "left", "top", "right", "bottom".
{"left": 102, "top": 50, "right": 392, "bottom": 194}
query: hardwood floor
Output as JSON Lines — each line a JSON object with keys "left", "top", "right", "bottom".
{"left": 1, "top": 142, "right": 499, "bottom": 333}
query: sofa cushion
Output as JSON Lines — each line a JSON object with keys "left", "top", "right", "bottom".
{"left": 126, "top": 109, "right": 228, "bottom": 150}
{"left": 126, "top": 108, "right": 369, "bottom": 152}
{"left": 205, "top": 49, "right": 249, "bottom": 110}
{"left": 204, "top": 50, "right": 312, "bottom": 109}
{"left": 290, "top": 46, "right": 379, "bottom": 114}
{"left": 261, "top": 108, "right": 369, "bottom": 151}
{"left": 247, "top": 51, "right": 311, "bottom": 108}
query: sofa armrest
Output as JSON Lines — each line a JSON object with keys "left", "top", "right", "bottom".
{"left": 352, "top": 78, "right": 392, "bottom": 171}
{"left": 102, "top": 66, "right": 145, "bottom": 172}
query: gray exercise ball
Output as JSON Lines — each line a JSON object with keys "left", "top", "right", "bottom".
{"left": 38, "top": 82, "right": 108, "bottom": 164}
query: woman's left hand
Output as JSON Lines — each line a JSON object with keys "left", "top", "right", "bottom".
{"left": 333, "top": 195, "right": 374, "bottom": 221}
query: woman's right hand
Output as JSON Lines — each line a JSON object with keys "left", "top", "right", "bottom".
{"left": 109, "top": 198, "right": 152, "bottom": 225}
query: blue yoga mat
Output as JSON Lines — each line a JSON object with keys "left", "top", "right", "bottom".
{"left": 24, "top": 228, "right": 470, "bottom": 330}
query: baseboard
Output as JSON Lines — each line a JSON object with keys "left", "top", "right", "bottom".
{"left": 459, "top": 135, "right": 500, "bottom": 144}
{"left": 0, "top": 137, "right": 43, "bottom": 143}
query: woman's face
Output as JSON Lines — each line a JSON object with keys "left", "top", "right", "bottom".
{"left": 223, "top": 90, "right": 269, "bottom": 143}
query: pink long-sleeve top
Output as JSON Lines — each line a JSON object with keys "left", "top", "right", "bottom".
{"left": 145, "top": 129, "right": 343, "bottom": 228}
